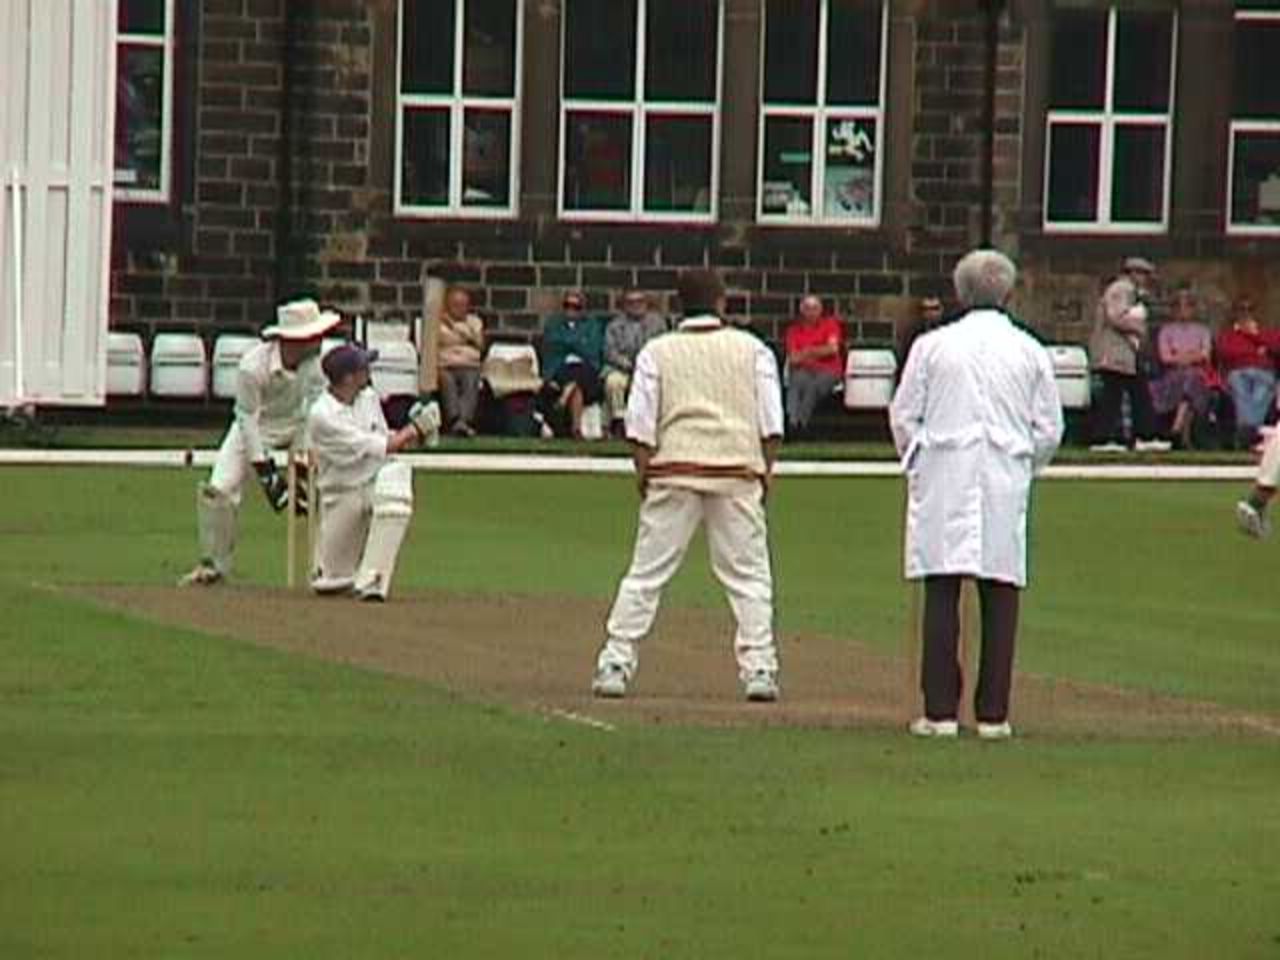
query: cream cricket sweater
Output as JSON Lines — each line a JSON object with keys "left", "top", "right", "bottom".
{"left": 647, "top": 326, "right": 765, "bottom": 476}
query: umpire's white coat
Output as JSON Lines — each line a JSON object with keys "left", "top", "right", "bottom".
{"left": 889, "top": 309, "right": 1064, "bottom": 588}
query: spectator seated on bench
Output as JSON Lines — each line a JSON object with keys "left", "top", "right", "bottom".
{"left": 539, "top": 290, "right": 605, "bottom": 439}
{"left": 1149, "top": 288, "right": 1220, "bottom": 449}
{"left": 783, "top": 295, "right": 845, "bottom": 439}
{"left": 1216, "top": 295, "right": 1280, "bottom": 449}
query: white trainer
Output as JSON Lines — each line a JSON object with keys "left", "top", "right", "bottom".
{"left": 1088, "top": 442, "right": 1127, "bottom": 453}
{"left": 744, "top": 671, "right": 779, "bottom": 703}
{"left": 1134, "top": 438, "right": 1172, "bottom": 452}
{"left": 591, "top": 664, "right": 628, "bottom": 699}
{"left": 1236, "top": 500, "right": 1271, "bottom": 540}
{"left": 908, "top": 717, "right": 959, "bottom": 738}
{"left": 178, "top": 561, "right": 222, "bottom": 587}
{"left": 976, "top": 721, "right": 1014, "bottom": 740}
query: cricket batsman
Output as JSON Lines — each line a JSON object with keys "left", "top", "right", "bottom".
{"left": 307, "top": 344, "right": 440, "bottom": 601}
{"left": 590, "top": 268, "right": 785, "bottom": 702}
{"left": 180, "top": 299, "right": 341, "bottom": 586}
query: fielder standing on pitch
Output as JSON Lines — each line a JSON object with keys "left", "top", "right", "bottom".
{"left": 181, "top": 299, "right": 341, "bottom": 586}
{"left": 890, "top": 249, "right": 1063, "bottom": 740}
{"left": 307, "top": 344, "right": 440, "bottom": 601}
{"left": 591, "top": 269, "right": 785, "bottom": 702}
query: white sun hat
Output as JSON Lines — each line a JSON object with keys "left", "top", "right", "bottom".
{"left": 263, "top": 299, "right": 343, "bottom": 340}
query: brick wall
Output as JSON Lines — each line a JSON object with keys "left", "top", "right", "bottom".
{"left": 111, "top": 1, "right": 1278, "bottom": 365}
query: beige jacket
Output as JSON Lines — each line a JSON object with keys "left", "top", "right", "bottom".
{"left": 438, "top": 314, "right": 485, "bottom": 369}
{"left": 1089, "top": 277, "right": 1149, "bottom": 376}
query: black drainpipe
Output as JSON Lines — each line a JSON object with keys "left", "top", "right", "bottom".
{"left": 273, "top": 3, "right": 300, "bottom": 304}
{"left": 981, "top": 0, "right": 1002, "bottom": 247}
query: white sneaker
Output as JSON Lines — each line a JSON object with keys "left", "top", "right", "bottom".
{"left": 1088, "top": 442, "right": 1127, "bottom": 453}
{"left": 591, "top": 664, "right": 628, "bottom": 699}
{"left": 976, "top": 721, "right": 1014, "bottom": 740}
{"left": 744, "top": 670, "right": 779, "bottom": 702}
{"left": 1236, "top": 500, "right": 1271, "bottom": 540}
{"left": 1134, "top": 438, "right": 1172, "bottom": 452}
{"left": 908, "top": 717, "right": 959, "bottom": 738}
{"left": 178, "top": 561, "right": 222, "bottom": 587}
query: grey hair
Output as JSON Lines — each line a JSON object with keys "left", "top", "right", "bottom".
{"left": 952, "top": 249, "right": 1017, "bottom": 309}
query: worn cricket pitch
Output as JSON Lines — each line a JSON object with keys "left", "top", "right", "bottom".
{"left": 79, "top": 585, "right": 1279, "bottom": 739}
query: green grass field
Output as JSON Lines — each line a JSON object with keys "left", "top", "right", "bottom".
{"left": 1, "top": 467, "right": 1277, "bottom": 958}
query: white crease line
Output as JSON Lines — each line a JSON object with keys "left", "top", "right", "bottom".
{"left": 546, "top": 709, "right": 616, "bottom": 732}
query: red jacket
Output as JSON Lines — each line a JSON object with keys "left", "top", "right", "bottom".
{"left": 785, "top": 315, "right": 845, "bottom": 378}
{"left": 1216, "top": 325, "right": 1280, "bottom": 375}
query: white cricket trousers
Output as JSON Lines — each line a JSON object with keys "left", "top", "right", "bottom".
{"left": 1259, "top": 427, "right": 1280, "bottom": 488}
{"left": 598, "top": 480, "right": 778, "bottom": 682}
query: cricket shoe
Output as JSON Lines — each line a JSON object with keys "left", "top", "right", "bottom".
{"left": 1088, "top": 442, "right": 1127, "bottom": 453}
{"left": 908, "top": 717, "right": 959, "bottom": 738}
{"left": 1134, "top": 438, "right": 1172, "bottom": 453}
{"left": 743, "top": 670, "right": 780, "bottom": 702}
{"left": 1236, "top": 500, "right": 1271, "bottom": 540}
{"left": 976, "top": 721, "right": 1014, "bottom": 741}
{"left": 178, "top": 561, "right": 222, "bottom": 587}
{"left": 591, "top": 664, "right": 628, "bottom": 699}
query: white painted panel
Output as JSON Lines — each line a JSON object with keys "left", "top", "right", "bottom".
{"left": 0, "top": 0, "right": 116, "bottom": 407}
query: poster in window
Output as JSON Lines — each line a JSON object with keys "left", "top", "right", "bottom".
{"left": 823, "top": 117, "right": 875, "bottom": 219}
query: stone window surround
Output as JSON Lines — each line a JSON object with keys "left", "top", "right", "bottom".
{"left": 369, "top": 0, "right": 915, "bottom": 251}
{"left": 394, "top": 0, "right": 524, "bottom": 219}
{"left": 1019, "top": 0, "right": 1279, "bottom": 259}
{"left": 113, "top": 0, "right": 197, "bottom": 250}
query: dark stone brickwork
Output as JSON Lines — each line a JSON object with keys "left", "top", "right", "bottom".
{"left": 109, "top": 0, "right": 1280, "bottom": 371}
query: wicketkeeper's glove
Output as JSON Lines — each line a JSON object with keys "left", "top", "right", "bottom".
{"left": 407, "top": 399, "right": 442, "bottom": 448}
{"left": 253, "top": 459, "right": 290, "bottom": 513}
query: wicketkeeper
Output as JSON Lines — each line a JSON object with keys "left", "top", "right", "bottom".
{"left": 307, "top": 344, "right": 440, "bottom": 601}
{"left": 590, "top": 269, "right": 785, "bottom": 702}
{"left": 180, "top": 299, "right": 340, "bottom": 586}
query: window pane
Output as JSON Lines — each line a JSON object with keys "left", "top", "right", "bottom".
{"left": 826, "top": 0, "right": 882, "bottom": 107}
{"left": 564, "top": 0, "right": 637, "bottom": 100}
{"left": 119, "top": 0, "right": 165, "bottom": 36}
{"left": 1231, "top": 130, "right": 1280, "bottom": 226}
{"left": 644, "top": 115, "right": 712, "bottom": 213}
{"left": 114, "top": 45, "right": 164, "bottom": 190}
{"left": 462, "top": 109, "right": 511, "bottom": 207}
{"left": 1234, "top": 19, "right": 1280, "bottom": 118}
{"left": 646, "top": 0, "right": 717, "bottom": 102}
{"left": 401, "top": 108, "right": 451, "bottom": 206}
{"left": 1114, "top": 11, "right": 1173, "bottom": 113}
{"left": 563, "top": 111, "right": 633, "bottom": 211}
{"left": 463, "top": 0, "right": 517, "bottom": 96}
{"left": 764, "top": 0, "right": 818, "bottom": 104}
{"left": 1049, "top": 9, "right": 1106, "bottom": 109}
{"left": 762, "top": 115, "right": 814, "bottom": 216}
{"left": 1110, "top": 124, "right": 1165, "bottom": 223}
{"left": 402, "top": 0, "right": 456, "bottom": 95}
{"left": 1046, "top": 122, "right": 1100, "bottom": 223}
{"left": 823, "top": 116, "right": 876, "bottom": 219}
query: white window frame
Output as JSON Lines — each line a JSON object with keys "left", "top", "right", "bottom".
{"left": 1226, "top": 8, "right": 1280, "bottom": 236}
{"left": 114, "top": 0, "right": 175, "bottom": 204}
{"left": 756, "top": 0, "right": 888, "bottom": 228}
{"left": 394, "top": 0, "right": 523, "bottom": 220}
{"left": 557, "top": 0, "right": 724, "bottom": 223}
{"left": 1043, "top": 6, "right": 1177, "bottom": 234}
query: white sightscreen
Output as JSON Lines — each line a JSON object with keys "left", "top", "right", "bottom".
{"left": 0, "top": 0, "right": 116, "bottom": 407}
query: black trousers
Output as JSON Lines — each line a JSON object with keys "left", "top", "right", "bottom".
{"left": 921, "top": 575, "right": 1020, "bottom": 723}
{"left": 1090, "top": 370, "right": 1156, "bottom": 444}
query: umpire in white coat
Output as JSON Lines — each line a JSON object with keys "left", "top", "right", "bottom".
{"left": 307, "top": 345, "right": 439, "bottom": 601}
{"left": 890, "top": 249, "right": 1063, "bottom": 740}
